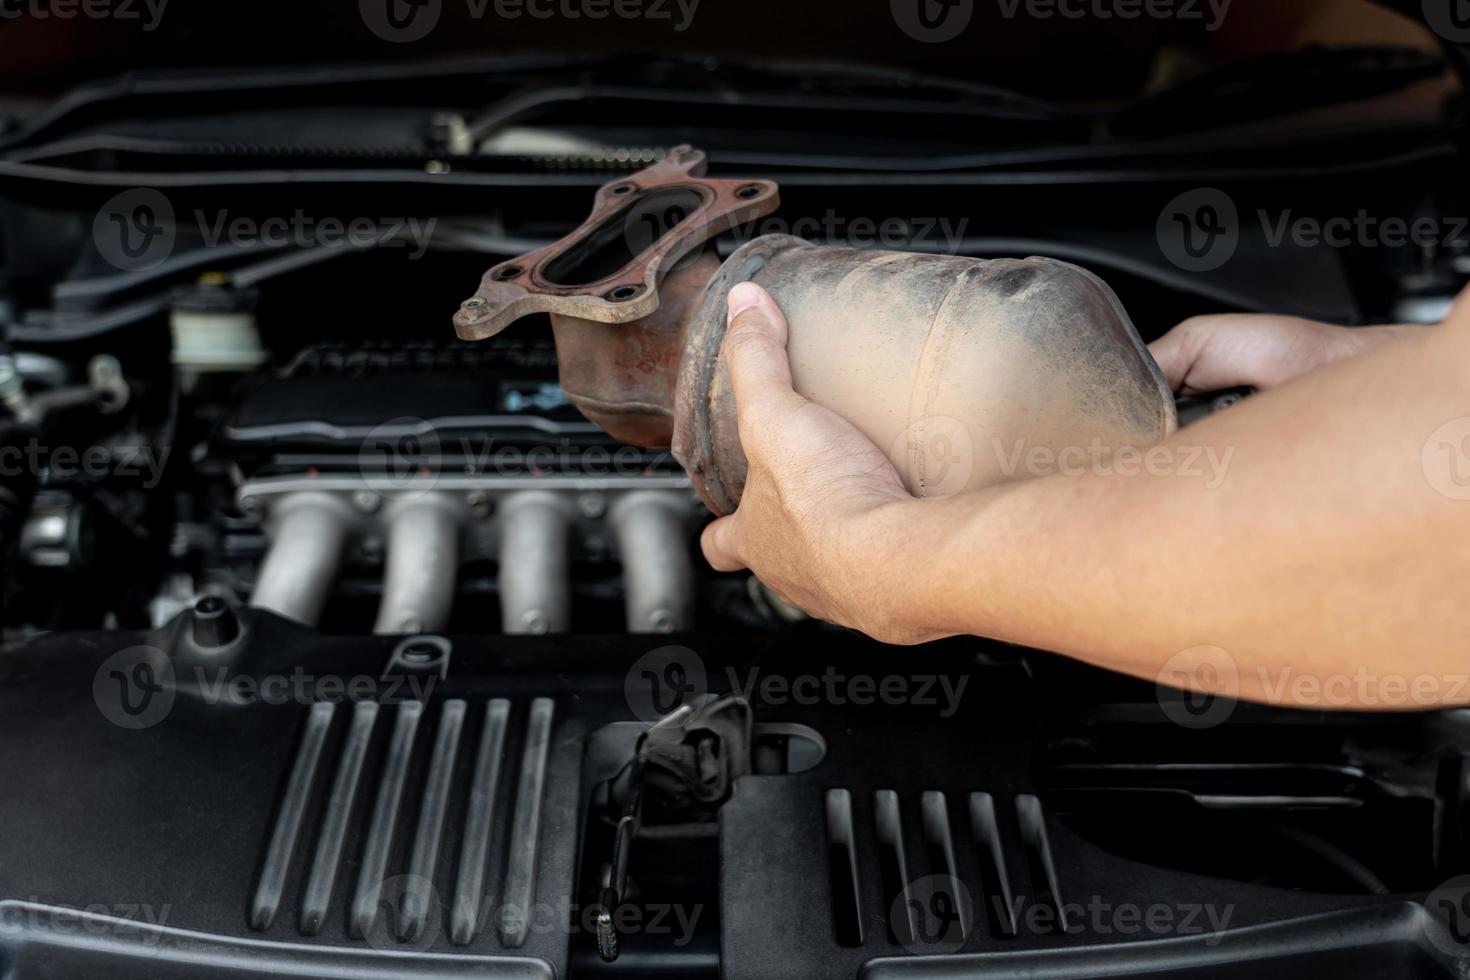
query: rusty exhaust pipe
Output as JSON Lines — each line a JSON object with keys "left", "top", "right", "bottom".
{"left": 453, "top": 147, "right": 1175, "bottom": 515}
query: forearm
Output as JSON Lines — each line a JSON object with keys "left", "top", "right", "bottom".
{"left": 892, "top": 312, "right": 1470, "bottom": 706}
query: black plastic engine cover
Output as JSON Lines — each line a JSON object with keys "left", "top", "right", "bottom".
{"left": 0, "top": 611, "right": 1465, "bottom": 979}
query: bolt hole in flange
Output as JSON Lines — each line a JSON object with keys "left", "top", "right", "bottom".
{"left": 606, "top": 285, "right": 644, "bottom": 302}
{"left": 735, "top": 183, "right": 763, "bottom": 199}
{"left": 492, "top": 265, "right": 523, "bottom": 281}
{"left": 610, "top": 183, "right": 636, "bottom": 195}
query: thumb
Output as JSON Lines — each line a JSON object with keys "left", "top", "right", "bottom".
{"left": 1147, "top": 319, "right": 1203, "bottom": 393}
{"left": 700, "top": 514, "right": 746, "bottom": 572}
{"left": 722, "top": 282, "right": 804, "bottom": 420}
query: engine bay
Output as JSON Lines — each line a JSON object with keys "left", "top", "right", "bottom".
{"left": 0, "top": 29, "right": 1468, "bottom": 979}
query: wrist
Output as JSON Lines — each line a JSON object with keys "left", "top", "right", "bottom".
{"left": 843, "top": 495, "right": 966, "bottom": 641}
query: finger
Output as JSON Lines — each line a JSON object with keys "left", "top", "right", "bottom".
{"left": 1146, "top": 317, "right": 1206, "bottom": 393}
{"left": 722, "top": 282, "right": 805, "bottom": 420}
{"left": 700, "top": 515, "right": 747, "bottom": 572}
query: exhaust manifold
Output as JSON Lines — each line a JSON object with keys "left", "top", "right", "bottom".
{"left": 452, "top": 146, "right": 1177, "bottom": 516}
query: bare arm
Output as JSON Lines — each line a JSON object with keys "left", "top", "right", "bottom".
{"left": 703, "top": 283, "right": 1470, "bottom": 708}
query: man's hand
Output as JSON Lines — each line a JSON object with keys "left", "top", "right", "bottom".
{"left": 694, "top": 280, "right": 1470, "bottom": 708}
{"left": 1148, "top": 313, "right": 1412, "bottom": 395}
{"left": 698, "top": 282, "right": 948, "bottom": 644}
